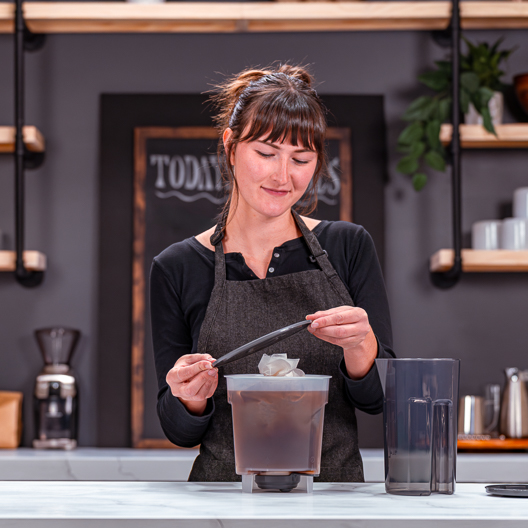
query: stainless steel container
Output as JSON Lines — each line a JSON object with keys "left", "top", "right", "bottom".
{"left": 500, "top": 368, "right": 528, "bottom": 438}
{"left": 458, "top": 395, "right": 484, "bottom": 435}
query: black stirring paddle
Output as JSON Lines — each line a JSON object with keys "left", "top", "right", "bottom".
{"left": 212, "top": 319, "right": 312, "bottom": 369}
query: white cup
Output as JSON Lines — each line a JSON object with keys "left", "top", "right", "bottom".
{"left": 472, "top": 220, "right": 502, "bottom": 250}
{"left": 500, "top": 218, "right": 528, "bottom": 250}
{"left": 513, "top": 187, "right": 528, "bottom": 218}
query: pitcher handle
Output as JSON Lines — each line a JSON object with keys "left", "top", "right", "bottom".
{"left": 431, "top": 399, "right": 456, "bottom": 495}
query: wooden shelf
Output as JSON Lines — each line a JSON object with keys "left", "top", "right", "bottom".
{"left": 1, "top": 2, "right": 528, "bottom": 34}
{"left": 458, "top": 438, "right": 528, "bottom": 451}
{"left": 430, "top": 249, "right": 528, "bottom": 273}
{"left": 0, "top": 251, "right": 47, "bottom": 272}
{"left": 441, "top": 124, "right": 528, "bottom": 149}
{"left": 0, "top": 126, "right": 45, "bottom": 153}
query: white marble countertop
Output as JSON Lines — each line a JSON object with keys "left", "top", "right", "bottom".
{"left": 0, "top": 447, "right": 198, "bottom": 481}
{"left": 0, "top": 481, "right": 526, "bottom": 527}
{"left": 1, "top": 448, "right": 527, "bottom": 483}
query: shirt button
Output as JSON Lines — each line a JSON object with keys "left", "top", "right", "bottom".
{"left": 268, "top": 267, "right": 275, "bottom": 273}
{"left": 274, "top": 253, "right": 280, "bottom": 258}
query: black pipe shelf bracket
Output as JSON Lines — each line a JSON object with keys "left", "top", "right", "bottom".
{"left": 14, "top": 0, "right": 46, "bottom": 287}
{"left": 430, "top": 0, "right": 463, "bottom": 290}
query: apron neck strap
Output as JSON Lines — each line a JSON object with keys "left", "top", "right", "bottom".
{"left": 211, "top": 209, "right": 339, "bottom": 283}
{"left": 291, "top": 210, "right": 339, "bottom": 281}
{"left": 210, "top": 210, "right": 228, "bottom": 283}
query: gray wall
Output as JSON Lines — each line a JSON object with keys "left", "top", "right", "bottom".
{"left": 0, "top": 28, "right": 527, "bottom": 447}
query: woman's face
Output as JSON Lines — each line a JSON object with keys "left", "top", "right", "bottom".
{"left": 224, "top": 128, "right": 318, "bottom": 219}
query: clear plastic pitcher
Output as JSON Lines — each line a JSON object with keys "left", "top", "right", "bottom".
{"left": 376, "top": 358, "right": 460, "bottom": 496}
{"left": 226, "top": 374, "right": 330, "bottom": 476}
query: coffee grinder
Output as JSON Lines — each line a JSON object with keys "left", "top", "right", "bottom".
{"left": 33, "top": 327, "right": 80, "bottom": 449}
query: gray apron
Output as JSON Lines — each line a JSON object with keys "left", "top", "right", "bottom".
{"left": 189, "top": 211, "right": 364, "bottom": 482}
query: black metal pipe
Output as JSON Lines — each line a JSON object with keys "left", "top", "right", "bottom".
{"left": 14, "top": 0, "right": 26, "bottom": 279}
{"left": 451, "top": 0, "right": 462, "bottom": 275}
{"left": 431, "top": 0, "right": 462, "bottom": 289}
{"left": 14, "top": 0, "right": 43, "bottom": 287}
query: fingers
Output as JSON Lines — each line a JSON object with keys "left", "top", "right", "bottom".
{"left": 179, "top": 354, "right": 214, "bottom": 366}
{"left": 177, "top": 360, "right": 214, "bottom": 383}
{"left": 166, "top": 353, "right": 219, "bottom": 402}
{"left": 306, "top": 306, "right": 366, "bottom": 329}
{"left": 179, "top": 370, "right": 219, "bottom": 401}
{"left": 306, "top": 306, "right": 371, "bottom": 349}
{"left": 310, "top": 323, "right": 366, "bottom": 339}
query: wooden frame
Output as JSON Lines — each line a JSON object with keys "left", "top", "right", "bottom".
{"left": 132, "top": 127, "right": 218, "bottom": 448}
{"left": 131, "top": 126, "right": 352, "bottom": 448}
{"left": 327, "top": 128, "right": 353, "bottom": 223}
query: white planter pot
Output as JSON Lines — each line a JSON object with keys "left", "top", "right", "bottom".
{"left": 465, "top": 91, "right": 503, "bottom": 126}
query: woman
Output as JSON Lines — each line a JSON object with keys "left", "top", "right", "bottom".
{"left": 150, "top": 64, "right": 395, "bottom": 482}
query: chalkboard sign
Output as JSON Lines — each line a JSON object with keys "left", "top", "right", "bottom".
{"left": 132, "top": 126, "right": 352, "bottom": 447}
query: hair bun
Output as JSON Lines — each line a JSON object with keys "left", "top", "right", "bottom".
{"left": 277, "top": 64, "right": 313, "bottom": 87}
{"left": 209, "top": 63, "right": 317, "bottom": 133}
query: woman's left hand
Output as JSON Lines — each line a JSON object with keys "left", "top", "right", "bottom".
{"left": 306, "top": 306, "right": 378, "bottom": 379}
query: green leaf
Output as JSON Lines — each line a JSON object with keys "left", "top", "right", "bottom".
{"left": 435, "top": 61, "right": 452, "bottom": 75}
{"left": 470, "top": 94, "right": 482, "bottom": 114}
{"left": 489, "top": 37, "right": 504, "bottom": 56}
{"left": 418, "top": 70, "right": 449, "bottom": 91}
{"left": 426, "top": 120, "right": 441, "bottom": 150}
{"left": 462, "top": 36, "right": 477, "bottom": 55}
{"left": 461, "top": 72, "right": 480, "bottom": 94}
{"left": 478, "top": 86, "right": 495, "bottom": 106}
{"left": 430, "top": 99, "right": 442, "bottom": 121}
{"left": 460, "top": 57, "right": 471, "bottom": 71}
{"left": 409, "top": 141, "right": 426, "bottom": 158}
{"left": 438, "top": 98, "right": 451, "bottom": 122}
{"left": 480, "top": 107, "right": 496, "bottom": 135}
{"left": 424, "top": 150, "right": 446, "bottom": 172}
{"left": 403, "top": 96, "right": 434, "bottom": 121}
{"left": 396, "top": 156, "right": 419, "bottom": 175}
{"left": 398, "top": 122, "right": 424, "bottom": 145}
{"left": 460, "top": 88, "right": 470, "bottom": 114}
{"left": 412, "top": 173, "right": 428, "bottom": 191}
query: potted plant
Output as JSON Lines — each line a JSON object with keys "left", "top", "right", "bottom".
{"left": 397, "top": 37, "right": 515, "bottom": 191}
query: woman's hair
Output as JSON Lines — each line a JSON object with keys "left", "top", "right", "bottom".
{"left": 209, "top": 63, "right": 328, "bottom": 223}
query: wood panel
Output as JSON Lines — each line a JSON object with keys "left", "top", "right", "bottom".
{"left": 136, "top": 438, "right": 183, "bottom": 449}
{"left": 2, "top": 2, "right": 448, "bottom": 33}
{"left": 462, "top": 2, "right": 528, "bottom": 30}
{"left": 0, "top": 250, "right": 47, "bottom": 272}
{"left": 0, "top": 126, "right": 45, "bottom": 153}
{"left": 441, "top": 124, "right": 528, "bottom": 149}
{"left": 458, "top": 438, "right": 528, "bottom": 451}
{"left": 1, "top": 2, "right": 527, "bottom": 34}
{"left": 0, "top": 2, "right": 12, "bottom": 33}
{"left": 430, "top": 249, "right": 528, "bottom": 273}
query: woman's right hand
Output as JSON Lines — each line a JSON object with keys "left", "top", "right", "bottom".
{"left": 166, "top": 354, "right": 218, "bottom": 416}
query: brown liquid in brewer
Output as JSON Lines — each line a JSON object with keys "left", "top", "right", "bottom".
{"left": 229, "top": 390, "right": 327, "bottom": 475}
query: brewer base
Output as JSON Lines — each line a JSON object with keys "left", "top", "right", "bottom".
{"left": 33, "top": 439, "right": 77, "bottom": 450}
{"left": 241, "top": 474, "right": 313, "bottom": 493}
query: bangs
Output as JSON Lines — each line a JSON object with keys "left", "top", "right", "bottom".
{"left": 237, "top": 91, "right": 325, "bottom": 152}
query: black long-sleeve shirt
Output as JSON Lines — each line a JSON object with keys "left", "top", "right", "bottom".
{"left": 150, "top": 220, "right": 395, "bottom": 448}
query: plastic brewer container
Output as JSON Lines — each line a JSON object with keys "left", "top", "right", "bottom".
{"left": 226, "top": 374, "right": 331, "bottom": 476}
{"left": 376, "top": 358, "right": 460, "bottom": 496}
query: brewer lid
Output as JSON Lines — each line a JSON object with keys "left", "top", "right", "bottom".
{"left": 225, "top": 374, "right": 331, "bottom": 392}
{"left": 225, "top": 374, "right": 331, "bottom": 379}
